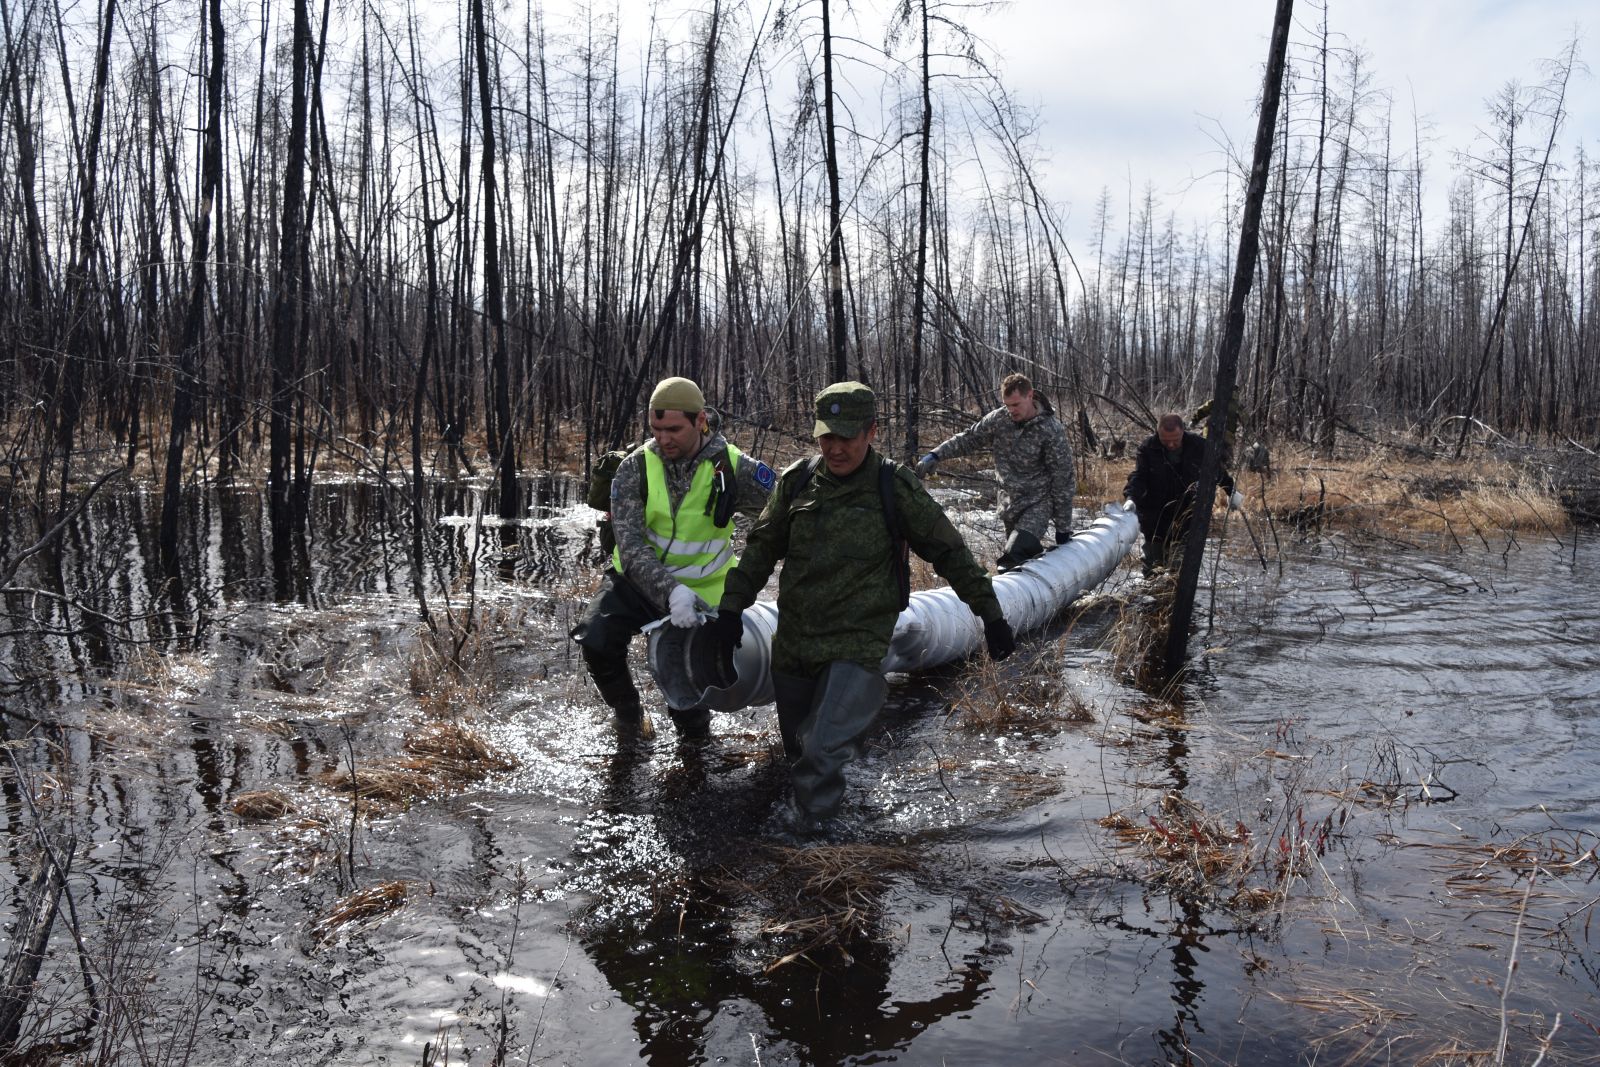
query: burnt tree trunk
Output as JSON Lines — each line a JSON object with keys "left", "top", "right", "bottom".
{"left": 1165, "top": 0, "right": 1294, "bottom": 677}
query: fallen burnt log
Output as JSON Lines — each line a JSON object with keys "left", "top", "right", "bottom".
{"left": 0, "top": 838, "right": 71, "bottom": 1051}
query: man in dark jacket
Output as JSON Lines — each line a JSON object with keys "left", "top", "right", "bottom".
{"left": 1123, "top": 413, "right": 1244, "bottom": 574}
{"left": 710, "top": 382, "right": 1015, "bottom": 830}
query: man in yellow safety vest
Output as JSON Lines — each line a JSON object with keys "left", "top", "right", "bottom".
{"left": 571, "top": 376, "right": 777, "bottom": 742}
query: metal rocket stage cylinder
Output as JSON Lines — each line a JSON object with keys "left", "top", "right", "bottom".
{"left": 647, "top": 501, "right": 1140, "bottom": 712}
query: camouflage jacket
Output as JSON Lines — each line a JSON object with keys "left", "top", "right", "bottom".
{"left": 611, "top": 433, "right": 776, "bottom": 610}
{"left": 932, "top": 403, "right": 1076, "bottom": 536}
{"left": 719, "top": 449, "right": 1001, "bottom": 674}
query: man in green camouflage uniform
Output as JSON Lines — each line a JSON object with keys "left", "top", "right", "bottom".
{"left": 571, "top": 377, "right": 777, "bottom": 741}
{"left": 915, "top": 372, "right": 1076, "bottom": 571}
{"left": 710, "top": 382, "right": 1015, "bottom": 829}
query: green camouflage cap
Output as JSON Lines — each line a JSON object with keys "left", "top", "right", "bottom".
{"left": 813, "top": 381, "right": 876, "bottom": 438}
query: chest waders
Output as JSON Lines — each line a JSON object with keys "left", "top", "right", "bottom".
{"left": 770, "top": 456, "right": 903, "bottom": 828}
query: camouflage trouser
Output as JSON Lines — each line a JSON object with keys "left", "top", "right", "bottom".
{"left": 999, "top": 499, "right": 1052, "bottom": 541}
{"left": 997, "top": 501, "right": 1051, "bottom": 571}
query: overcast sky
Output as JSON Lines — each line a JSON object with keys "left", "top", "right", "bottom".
{"left": 976, "top": 1, "right": 1596, "bottom": 244}
{"left": 568, "top": 1, "right": 1594, "bottom": 249}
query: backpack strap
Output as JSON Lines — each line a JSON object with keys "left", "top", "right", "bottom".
{"left": 784, "top": 455, "right": 824, "bottom": 504}
{"left": 879, "top": 459, "right": 911, "bottom": 610}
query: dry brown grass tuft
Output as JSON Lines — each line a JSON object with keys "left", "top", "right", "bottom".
{"left": 403, "top": 721, "right": 517, "bottom": 775}
{"left": 1104, "top": 587, "right": 1183, "bottom": 693}
{"left": 1097, "top": 790, "right": 1328, "bottom": 914}
{"left": 1078, "top": 435, "right": 1570, "bottom": 541}
{"left": 408, "top": 605, "right": 526, "bottom": 715}
{"left": 320, "top": 762, "right": 437, "bottom": 808}
{"left": 1247, "top": 444, "right": 1569, "bottom": 540}
{"left": 946, "top": 653, "right": 1097, "bottom": 731}
{"left": 317, "top": 722, "right": 514, "bottom": 811}
{"left": 310, "top": 879, "right": 417, "bottom": 942}
{"left": 231, "top": 789, "right": 297, "bottom": 821}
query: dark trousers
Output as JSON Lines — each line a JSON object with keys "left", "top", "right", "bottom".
{"left": 1139, "top": 493, "right": 1196, "bottom": 570}
{"left": 571, "top": 570, "right": 709, "bottom": 734}
{"left": 771, "top": 662, "right": 889, "bottom": 821}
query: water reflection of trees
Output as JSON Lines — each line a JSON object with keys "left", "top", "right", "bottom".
{"left": 0, "top": 476, "right": 579, "bottom": 1062}
{"left": 0, "top": 478, "right": 580, "bottom": 698}
{"left": 572, "top": 744, "right": 997, "bottom": 1065}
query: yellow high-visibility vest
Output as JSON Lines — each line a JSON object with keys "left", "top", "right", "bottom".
{"left": 613, "top": 444, "right": 743, "bottom": 604}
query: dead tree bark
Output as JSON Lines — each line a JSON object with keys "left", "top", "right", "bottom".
{"left": 0, "top": 836, "right": 76, "bottom": 1053}
{"left": 269, "top": 0, "right": 314, "bottom": 593}
{"left": 470, "top": 0, "right": 517, "bottom": 520}
{"left": 906, "top": 0, "right": 932, "bottom": 459}
{"left": 821, "top": 0, "right": 848, "bottom": 381}
{"left": 159, "top": 0, "right": 225, "bottom": 580}
{"left": 1165, "top": 0, "right": 1294, "bottom": 677}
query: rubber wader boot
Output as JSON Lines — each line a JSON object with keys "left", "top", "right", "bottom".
{"left": 790, "top": 661, "right": 889, "bottom": 823}
{"left": 583, "top": 650, "right": 644, "bottom": 728}
{"left": 771, "top": 671, "right": 819, "bottom": 761}
{"left": 668, "top": 707, "right": 712, "bottom": 742}
{"left": 996, "top": 528, "right": 1044, "bottom": 572}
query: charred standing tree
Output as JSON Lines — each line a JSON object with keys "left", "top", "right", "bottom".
{"left": 269, "top": 0, "right": 314, "bottom": 588}
{"left": 159, "top": 0, "right": 225, "bottom": 581}
{"left": 902, "top": 0, "right": 932, "bottom": 460}
{"left": 45, "top": 0, "right": 117, "bottom": 511}
{"left": 623, "top": 1, "right": 722, "bottom": 434}
{"left": 470, "top": 0, "right": 517, "bottom": 520}
{"left": 1454, "top": 46, "right": 1574, "bottom": 457}
{"left": 821, "top": 0, "right": 848, "bottom": 382}
{"left": 1165, "top": 0, "right": 1294, "bottom": 677}
{"left": 1, "top": 0, "right": 50, "bottom": 414}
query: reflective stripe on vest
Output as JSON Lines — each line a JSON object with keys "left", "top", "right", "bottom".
{"left": 613, "top": 443, "right": 742, "bottom": 603}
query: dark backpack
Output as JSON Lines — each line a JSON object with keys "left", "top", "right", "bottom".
{"left": 787, "top": 455, "right": 911, "bottom": 610}
{"left": 586, "top": 445, "right": 639, "bottom": 557}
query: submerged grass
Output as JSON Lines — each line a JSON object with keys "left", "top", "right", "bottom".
{"left": 318, "top": 721, "right": 517, "bottom": 811}
{"left": 310, "top": 879, "right": 418, "bottom": 943}
{"left": 712, "top": 843, "right": 922, "bottom": 972}
{"left": 1095, "top": 789, "right": 1326, "bottom": 915}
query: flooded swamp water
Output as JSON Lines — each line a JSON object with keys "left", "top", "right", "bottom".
{"left": 0, "top": 476, "right": 1597, "bottom": 1066}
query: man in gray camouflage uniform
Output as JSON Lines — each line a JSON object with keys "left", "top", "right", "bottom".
{"left": 915, "top": 373, "right": 1076, "bottom": 571}
{"left": 709, "top": 382, "right": 1014, "bottom": 830}
{"left": 571, "top": 376, "right": 776, "bottom": 741}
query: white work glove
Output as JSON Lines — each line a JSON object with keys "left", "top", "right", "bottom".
{"left": 1228, "top": 490, "right": 1245, "bottom": 511}
{"left": 668, "top": 583, "right": 702, "bottom": 627}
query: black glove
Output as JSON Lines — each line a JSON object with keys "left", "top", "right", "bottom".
{"left": 708, "top": 608, "right": 745, "bottom": 686}
{"left": 984, "top": 616, "right": 1015, "bottom": 661}
{"left": 1056, "top": 527, "right": 1073, "bottom": 545}
{"left": 710, "top": 608, "right": 744, "bottom": 650}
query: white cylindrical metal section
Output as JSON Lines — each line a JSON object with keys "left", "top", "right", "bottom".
{"left": 880, "top": 502, "right": 1139, "bottom": 673}
{"left": 648, "top": 502, "right": 1140, "bottom": 712}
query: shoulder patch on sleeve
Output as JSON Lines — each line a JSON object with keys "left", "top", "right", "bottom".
{"left": 753, "top": 461, "right": 777, "bottom": 491}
